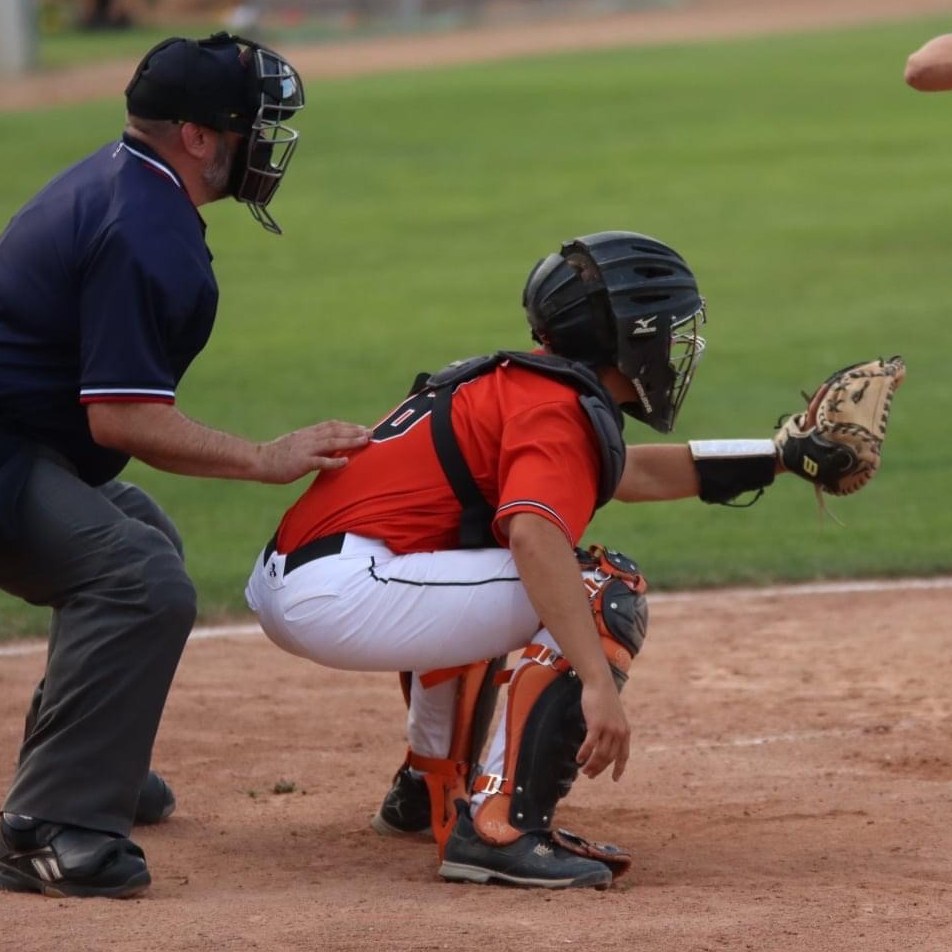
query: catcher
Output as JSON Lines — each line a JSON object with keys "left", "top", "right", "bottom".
{"left": 246, "top": 230, "right": 904, "bottom": 889}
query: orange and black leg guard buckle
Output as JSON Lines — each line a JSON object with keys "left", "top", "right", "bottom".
{"left": 401, "top": 656, "right": 507, "bottom": 857}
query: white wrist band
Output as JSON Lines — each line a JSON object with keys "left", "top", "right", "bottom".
{"left": 689, "top": 439, "right": 777, "bottom": 460}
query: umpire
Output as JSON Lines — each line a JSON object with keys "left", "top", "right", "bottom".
{"left": 0, "top": 34, "right": 369, "bottom": 899}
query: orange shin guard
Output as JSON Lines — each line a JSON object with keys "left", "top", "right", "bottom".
{"left": 400, "top": 656, "right": 506, "bottom": 857}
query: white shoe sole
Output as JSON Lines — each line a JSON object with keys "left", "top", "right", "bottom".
{"left": 438, "top": 859, "right": 610, "bottom": 890}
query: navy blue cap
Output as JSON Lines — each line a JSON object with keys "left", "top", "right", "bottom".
{"left": 125, "top": 33, "right": 257, "bottom": 133}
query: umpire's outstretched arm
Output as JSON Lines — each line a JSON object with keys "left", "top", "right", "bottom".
{"left": 88, "top": 401, "right": 370, "bottom": 484}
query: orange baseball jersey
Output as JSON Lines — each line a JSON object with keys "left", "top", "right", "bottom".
{"left": 277, "top": 360, "right": 602, "bottom": 554}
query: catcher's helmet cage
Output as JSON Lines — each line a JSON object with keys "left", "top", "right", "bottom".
{"left": 125, "top": 32, "right": 304, "bottom": 235}
{"left": 522, "top": 230, "right": 706, "bottom": 433}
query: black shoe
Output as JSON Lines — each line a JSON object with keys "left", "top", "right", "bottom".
{"left": 370, "top": 766, "right": 433, "bottom": 839}
{"left": 439, "top": 802, "right": 612, "bottom": 889}
{"left": 0, "top": 813, "right": 60, "bottom": 853}
{"left": 134, "top": 771, "right": 176, "bottom": 825}
{"left": 0, "top": 815, "right": 150, "bottom": 899}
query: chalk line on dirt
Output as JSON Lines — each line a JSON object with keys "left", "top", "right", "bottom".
{"left": 641, "top": 721, "right": 917, "bottom": 754}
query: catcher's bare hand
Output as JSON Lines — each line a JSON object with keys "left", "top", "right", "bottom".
{"left": 255, "top": 421, "right": 372, "bottom": 484}
{"left": 577, "top": 677, "right": 630, "bottom": 782}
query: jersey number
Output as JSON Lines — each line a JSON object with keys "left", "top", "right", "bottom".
{"left": 372, "top": 392, "right": 434, "bottom": 442}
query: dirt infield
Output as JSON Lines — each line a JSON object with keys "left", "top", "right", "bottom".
{"left": 3, "top": 579, "right": 952, "bottom": 950}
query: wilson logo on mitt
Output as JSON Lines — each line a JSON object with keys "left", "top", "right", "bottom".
{"left": 774, "top": 356, "right": 905, "bottom": 496}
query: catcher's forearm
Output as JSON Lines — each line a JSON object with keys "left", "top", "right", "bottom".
{"left": 614, "top": 442, "right": 779, "bottom": 504}
{"left": 613, "top": 444, "right": 700, "bottom": 502}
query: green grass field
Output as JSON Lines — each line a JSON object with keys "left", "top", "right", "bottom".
{"left": 1, "top": 16, "right": 950, "bottom": 638}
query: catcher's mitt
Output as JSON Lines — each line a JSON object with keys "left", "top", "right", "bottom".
{"left": 775, "top": 356, "right": 905, "bottom": 496}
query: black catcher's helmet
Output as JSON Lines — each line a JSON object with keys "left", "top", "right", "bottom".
{"left": 522, "top": 230, "right": 706, "bottom": 432}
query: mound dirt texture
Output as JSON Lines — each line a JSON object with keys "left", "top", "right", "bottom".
{"left": 4, "top": 1, "right": 952, "bottom": 949}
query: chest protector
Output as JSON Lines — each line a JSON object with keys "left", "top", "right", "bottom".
{"left": 411, "top": 351, "right": 625, "bottom": 549}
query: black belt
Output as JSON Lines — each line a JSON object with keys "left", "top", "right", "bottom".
{"left": 263, "top": 532, "right": 347, "bottom": 576}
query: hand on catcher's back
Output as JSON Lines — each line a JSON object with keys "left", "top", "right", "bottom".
{"left": 577, "top": 678, "right": 631, "bottom": 782}
{"left": 255, "top": 421, "right": 372, "bottom": 483}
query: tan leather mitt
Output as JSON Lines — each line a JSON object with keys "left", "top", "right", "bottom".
{"left": 775, "top": 356, "right": 905, "bottom": 496}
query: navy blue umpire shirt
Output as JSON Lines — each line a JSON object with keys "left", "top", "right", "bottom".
{"left": 0, "top": 132, "right": 218, "bottom": 486}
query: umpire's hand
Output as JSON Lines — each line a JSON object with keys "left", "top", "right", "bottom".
{"left": 254, "top": 421, "right": 372, "bottom": 483}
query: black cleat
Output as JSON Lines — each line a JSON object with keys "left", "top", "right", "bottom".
{"left": 134, "top": 770, "right": 176, "bottom": 825}
{"left": 439, "top": 802, "right": 612, "bottom": 890}
{"left": 371, "top": 765, "right": 433, "bottom": 839}
{"left": 0, "top": 814, "right": 150, "bottom": 899}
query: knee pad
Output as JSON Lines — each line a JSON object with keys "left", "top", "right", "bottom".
{"left": 473, "top": 544, "right": 647, "bottom": 846}
{"left": 577, "top": 544, "right": 648, "bottom": 684}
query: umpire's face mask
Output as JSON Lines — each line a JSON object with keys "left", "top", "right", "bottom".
{"left": 227, "top": 45, "right": 304, "bottom": 235}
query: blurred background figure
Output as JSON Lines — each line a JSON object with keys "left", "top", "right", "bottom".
{"left": 226, "top": 1, "right": 264, "bottom": 34}
{"left": 26, "top": 1, "right": 672, "bottom": 57}
{"left": 80, "top": 0, "right": 133, "bottom": 30}
{"left": 905, "top": 33, "right": 952, "bottom": 90}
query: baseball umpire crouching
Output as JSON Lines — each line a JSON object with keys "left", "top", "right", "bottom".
{"left": 0, "top": 33, "right": 370, "bottom": 899}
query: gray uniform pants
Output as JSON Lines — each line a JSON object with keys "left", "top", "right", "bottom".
{"left": 0, "top": 453, "right": 196, "bottom": 837}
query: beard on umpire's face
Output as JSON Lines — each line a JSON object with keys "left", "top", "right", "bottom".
{"left": 202, "top": 132, "right": 239, "bottom": 201}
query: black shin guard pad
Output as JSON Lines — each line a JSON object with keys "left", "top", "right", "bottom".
{"left": 509, "top": 671, "right": 585, "bottom": 832}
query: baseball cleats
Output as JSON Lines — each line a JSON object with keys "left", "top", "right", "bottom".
{"left": 134, "top": 770, "right": 176, "bottom": 825}
{"left": 0, "top": 814, "right": 151, "bottom": 899}
{"left": 371, "top": 765, "right": 433, "bottom": 839}
{"left": 438, "top": 802, "right": 612, "bottom": 890}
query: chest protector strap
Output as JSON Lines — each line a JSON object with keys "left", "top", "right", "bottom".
{"left": 414, "top": 352, "right": 625, "bottom": 549}
{"left": 430, "top": 384, "right": 499, "bottom": 549}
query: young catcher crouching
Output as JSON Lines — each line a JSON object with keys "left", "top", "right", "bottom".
{"left": 246, "top": 230, "right": 903, "bottom": 889}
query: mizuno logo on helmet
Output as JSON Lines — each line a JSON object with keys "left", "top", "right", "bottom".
{"left": 630, "top": 317, "right": 658, "bottom": 337}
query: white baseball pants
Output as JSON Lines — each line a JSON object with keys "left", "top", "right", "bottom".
{"left": 245, "top": 533, "right": 560, "bottom": 791}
